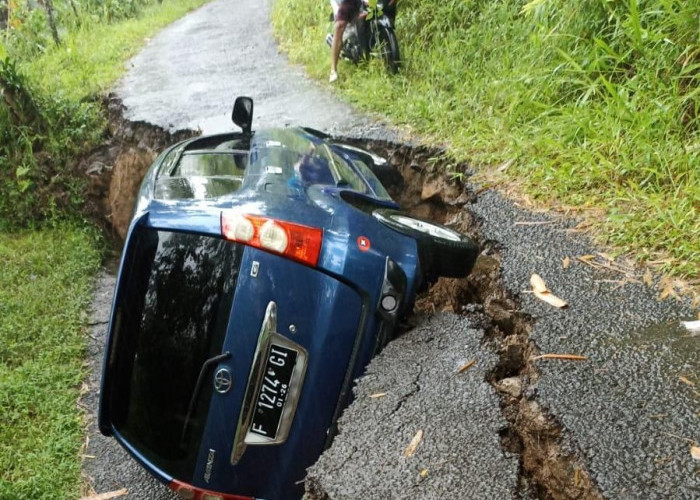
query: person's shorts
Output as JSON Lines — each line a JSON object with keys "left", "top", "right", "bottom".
{"left": 335, "top": 0, "right": 361, "bottom": 22}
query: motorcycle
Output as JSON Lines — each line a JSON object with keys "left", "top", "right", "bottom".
{"left": 326, "top": 0, "right": 401, "bottom": 74}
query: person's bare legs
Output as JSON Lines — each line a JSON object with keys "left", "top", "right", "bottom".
{"left": 330, "top": 20, "right": 346, "bottom": 82}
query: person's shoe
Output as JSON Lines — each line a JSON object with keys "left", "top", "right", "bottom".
{"left": 329, "top": 71, "right": 338, "bottom": 83}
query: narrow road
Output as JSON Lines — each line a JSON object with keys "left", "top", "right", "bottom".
{"left": 117, "top": 0, "right": 389, "bottom": 138}
{"left": 82, "top": 0, "right": 699, "bottom": 498}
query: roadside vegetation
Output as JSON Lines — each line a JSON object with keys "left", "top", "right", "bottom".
{"left": 272, "top": 0, "right": 700, "bottom": 279}
{"left": 0, "top": 227, "right": 100, "bottom": 499}
{"left": 0, "top": 0, "right": 210, "bottom": 497}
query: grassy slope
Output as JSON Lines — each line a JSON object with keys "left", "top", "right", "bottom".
{"left": 22, "top": 0, "right": 210, "bottom": 100}
{"left": 271, "top": 0, "right": 699, "bottom": 279}
{"left": 0, "top": 227, "right": 100, "bottom": 499}
{"left": 0, "top": 1, "right": 211, "bottom": 498}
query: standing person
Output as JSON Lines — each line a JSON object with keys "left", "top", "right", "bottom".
{"left": 329, "top": 0, "right": 361, "bottom": 83}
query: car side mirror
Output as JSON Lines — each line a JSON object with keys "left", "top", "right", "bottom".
{"left": 232, "top": 96, "right": 254, "bottom": 134}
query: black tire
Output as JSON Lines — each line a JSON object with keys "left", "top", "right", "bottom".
{"left": 377, "top": 25, "right": 400, "bottom": 74}
{"left": 373, "top": 209, "right": 478, "bottom": 278}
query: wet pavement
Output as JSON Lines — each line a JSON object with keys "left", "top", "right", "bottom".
{"left": 471, "top": 192, "right": 699, "bottom": 499}
{"left": 116, "top": 0, "right": 393, "bottom": 139}
{"left": 83, "top": 0, "right": 700, "bottom": 498}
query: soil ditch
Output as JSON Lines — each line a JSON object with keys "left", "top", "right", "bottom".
{"left": 79, "top": 94, "right": 197, "bottom": 248}
{"left": 86, "top": 104, "right": 605, "bottom": 499}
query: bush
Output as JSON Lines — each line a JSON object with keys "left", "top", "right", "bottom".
{"left": 0, "top": 57, "right": 103, "bottom": 229}
{"left": 0, "top": 0, "right": 167, "bottom": 229}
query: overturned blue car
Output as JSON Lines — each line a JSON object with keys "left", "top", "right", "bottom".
{"left": 98, "top": 98, "right": 478, "bottom": 500}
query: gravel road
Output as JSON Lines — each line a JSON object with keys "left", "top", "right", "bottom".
{"left": 81, "top": 0, "right": 699, "bottom": 498}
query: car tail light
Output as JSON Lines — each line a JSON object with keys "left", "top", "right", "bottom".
{"left": 221, "top": 212, "right": 323, "bottom": 267}
{"left": 169, "top": 480, "right": 253, "bottom": 500}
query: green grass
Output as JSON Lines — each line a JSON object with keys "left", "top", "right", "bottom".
{"left": 0, "top": 225, "right": 101, "bottom": 500}
{"left": 19, "top": 0, "right": 212, "bottom": 101}
{"left": 0, "top": 1, "right": 214, "bottom": 497}
{"left": 271, "top": 0, "right": 700, "bottom": 278}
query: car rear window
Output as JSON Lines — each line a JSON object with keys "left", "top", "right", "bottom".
{"left": 155, "top": 151, "right": 247, "bottom": 200}
{"left": 108, "top": 226, "right": 243, "bottom": 480}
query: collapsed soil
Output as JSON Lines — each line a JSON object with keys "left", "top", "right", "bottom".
{"left": 80, "top": 94, "right": 196, "bottom": 246}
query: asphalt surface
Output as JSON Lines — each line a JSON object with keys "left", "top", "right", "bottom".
{"left": 117, "top": 0, "right": 392, "bottom": 138}
{"left": 305, "top": 314, "right": 518, "bottom": 499}
{"left": 471, "top": 192, "right": 699, "bottom": 499}
{"left": 83, "top": 0, "right": 700, "bottom": 498}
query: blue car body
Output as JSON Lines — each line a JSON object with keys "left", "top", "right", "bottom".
{"left": 99, "top": 124, "right": 468, "bottom": 500}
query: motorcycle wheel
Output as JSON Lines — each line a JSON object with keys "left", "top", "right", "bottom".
{"left": 377, "top": 25, "right": 400, "bottom": 74}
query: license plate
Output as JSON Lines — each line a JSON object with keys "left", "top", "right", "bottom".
{"left": 249, "top": 344, "right": 298, "bottom": 439}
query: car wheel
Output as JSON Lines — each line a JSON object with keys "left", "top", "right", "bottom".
{"left": 373, "top": 209, "right": 478, "bottom": 278}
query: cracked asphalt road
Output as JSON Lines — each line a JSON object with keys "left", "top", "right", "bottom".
{"left": 82, "top": 0, "right": 700, "bottom": 498}
{"left": 306, "top": 315, "right": 517, "bottom": 499}
{"left": 471, "top": 193, "right": 699, "bottom": 499}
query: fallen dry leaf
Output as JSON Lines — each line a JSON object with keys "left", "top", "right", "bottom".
{"left": 370, "top": 392, "right": 387, "bottom": 398}
{"left": 691, "top": 445, "right": 700, "bottom": 461}
{"left": 658, "top": 276, "right": 678, "bottom": 300}
{"left": 530, "top": 273, "right": 548, "bottom": 294}
{"left": 79, "top": 489, "right": 128, "bottom": 500}
{"left": 530, "top": 274, "right": 569, "bottom": 308}
{"left": 497, "top": 158, "right": 515, "bottom": 172}
{"left": 578, "top": 254, "right": 596, "bottom": 262}
{"left": 456, "top": 359, "right": 476, "bottom": 374}
{"left": 681, "top": 320, "right": 700, "bottom": 333}
{"left": 531, "top": 353, "right": 588, "bottom": 362}
{"left": 562, "top": 257, "right": 571, "bottom": 270}
{"left": 598, "top": 252, "right": 614, "bottom": 262}
{"left": 535, "top": 291, "right": 568, "bottom": 309}
{"left": 404, "top": 429, "right": 424, "bottom": 458}
{"left": 419, "top": 468, "right": 429, "bottom": 479}
{"left": 679, "top": 376, "right": 695, "bottom": 387}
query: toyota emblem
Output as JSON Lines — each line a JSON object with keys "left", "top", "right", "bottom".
{"left": 213, "top": 368, "right": 233, "bottom": 394}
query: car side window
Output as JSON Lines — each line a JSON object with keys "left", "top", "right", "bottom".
{"left": 324, "top": 147, "right": 369, "bottom": 193}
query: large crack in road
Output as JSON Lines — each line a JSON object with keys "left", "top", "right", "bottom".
{"left": 80, "top": 0, "right": 699, "bottom": 497}
{"left": 82, "top": 105, "right": 698, "bottom": 499}
{"left": 301, "top": 140, "right": 606, "bottom": 500}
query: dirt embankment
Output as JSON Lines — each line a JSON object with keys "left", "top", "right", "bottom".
{"left": 79, "top": 95, "right": 197, "bottom": 244}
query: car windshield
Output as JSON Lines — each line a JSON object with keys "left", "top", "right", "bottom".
{"left": 108, "top": 226, "right": 243, "bottom": 479}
